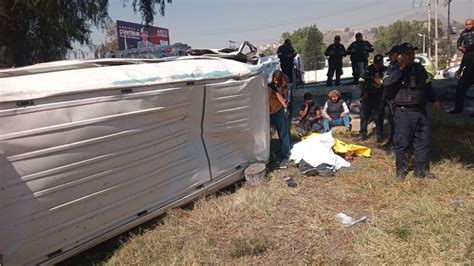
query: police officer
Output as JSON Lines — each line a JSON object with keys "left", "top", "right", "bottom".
{"left": 449, "top": 19, "right": 474, "bottom": 114}
{"left": 324, "top": 35, "right": 346, "bottom": 86}
{"left": 450, "top": 47, "right": 474, "bottom": 116}
{"left": 381, "top": 45, "right": 401, "bottom": 146}
{"left": 355, "top": 54, "right": 388, "bottom": 142}
{"left": 456, "top": 19, "right": 474, "bottom": 54}
{"left": 347, "top": 32, "right": 374, "bottom": 84}
{"left": 383, "top": 43, "right": 440, "bottom": 180}
{"left": 277, "top": 39, "right": 297, "bottom": 84}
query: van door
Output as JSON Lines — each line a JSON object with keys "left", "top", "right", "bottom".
{"left": 201, "top": 75, "right": 270, "bottom": 180}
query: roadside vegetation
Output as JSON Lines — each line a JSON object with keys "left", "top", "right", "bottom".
{"left": 63, "top": 112, "right": 473, "bottom": 265}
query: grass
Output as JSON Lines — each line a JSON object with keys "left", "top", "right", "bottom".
{"left": 63, "top": 112, "right": 474, "bottom": 265}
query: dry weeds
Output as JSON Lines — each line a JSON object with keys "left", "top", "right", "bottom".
{"left": 64, "top": 114, "right": 473, "bottom": 265}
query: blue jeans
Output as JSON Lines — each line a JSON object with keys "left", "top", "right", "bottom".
{"left": 270, "top": 108, "right": 290, "bottom": 160}
{"left": 323, "top": 113, "right": 350, "bottom": 132}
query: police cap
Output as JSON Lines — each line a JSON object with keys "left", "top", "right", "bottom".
{"left": 399, "top": 42, "right": 419, "bottom": 53}
{"left": 386, "top": 45, "right": 400, "bottom": 55}
{"left": 374, "top": 54, "right": 384, "bottom": 64}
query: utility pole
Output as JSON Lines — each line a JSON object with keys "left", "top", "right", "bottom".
{"left": 428, "top": 1, "right": 432, "bottom": 59}
{"left": 413, "top": 0, "right": 435, "bottom": 59}
{"left": 434, "top": 0, "right": 439, "bottom": 71}
{"left": 445, "top": 0, "right": 453, "bottom": 67}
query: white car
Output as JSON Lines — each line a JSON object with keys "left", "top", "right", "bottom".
{"left": 443, "top": 64, "right": 460, "bottom": 79}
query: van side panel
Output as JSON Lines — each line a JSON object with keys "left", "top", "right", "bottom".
{"left": 0, "top": 84, "right": 210, "bottom": 265}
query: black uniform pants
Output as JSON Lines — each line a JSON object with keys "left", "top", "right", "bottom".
{"left": 327, "top": 62, "right": 342, "bottom": 85}
{"left": 454, "top": 69, "right": 474, "bottom": 110}
{"left": 360, "top": 97, "right": 383, "bottom": 139}
{"left": 380, "top": 100, "right": 395, "bottom": 143}
{"left": 393, "top": 109, "right": 429, "bottom": 171}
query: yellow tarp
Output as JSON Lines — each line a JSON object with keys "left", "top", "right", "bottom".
{"left": 303, "top": 133, "right": 371, "bottom": 157}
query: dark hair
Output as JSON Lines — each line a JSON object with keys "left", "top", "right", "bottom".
{"left": 303, "top": 93, "right": 313, "bottom": 100}
{"left": 284, "top": 39, "right": 291, "bottom": 44}
{"left": 355, "top": 32, "right": 362, "bottom": 38}
{"left": 334, "top": 35, "right": 341, "bottom": 40}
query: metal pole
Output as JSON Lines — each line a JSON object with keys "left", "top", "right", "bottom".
{"left": 423, "top": 34, "right": 426, "bottom": 54}
{"left": 435, "top": 0, "right": 439, "bottom": 71}
{"left": 447, "top": 0, "right": 451, "bottom": 67}
{"left": 428, "top": 1, "right": 432, "bottom": 59}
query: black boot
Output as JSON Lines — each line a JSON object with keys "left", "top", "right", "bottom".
{"left": 326, "top": 77, "right": 333, "bottom": 87}
{"left": 414, "top": 169, "right": 437, "bottom": 179}
{"left": 396, "top": 168, "right": 407, "bottom": 181}
{"left": 353, "top": 135, "right": 367, "bottom": 142}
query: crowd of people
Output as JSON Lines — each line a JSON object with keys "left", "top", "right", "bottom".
{"left": 269, "top": 18, "right": 473, "bottom": 180}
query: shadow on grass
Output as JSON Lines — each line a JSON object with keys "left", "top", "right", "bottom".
{"left": 58, "top": 180, "right": 247, "bottom": 266}
{"left": 57, "top": 213, "right": 167, "bottom": 266}
{"left": 429, "top": 115, "right": 474, "bottom": 167}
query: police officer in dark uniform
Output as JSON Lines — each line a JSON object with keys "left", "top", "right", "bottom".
{"left": 381, "top": 45, "right": 401, "bottom": 147}
{"left": 449, "top": 19, "right": 474, "bottom": 114}
{"left": 355, "top": 54, "right": 388, "bottom": 142}
{"left": 383, "top": 43, "right": 440, "bottom": 180}
{"left": 324, "top": 35, "right": 346, "bottom": 86}
{"left": 451, "top": 48, "right": 474, "bottom": 117}
{"left": 347, "top": 32, "right": 374, "bottom": 84}
{"left": 277, "top": 39, "right": 296, "bottom": 84}
{"left": 456, "top": 19, "right": 474, "bottom": 54}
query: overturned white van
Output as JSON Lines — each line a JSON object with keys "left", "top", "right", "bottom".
{"left": 0, "top": 56, "right": 270, "bottom": 265}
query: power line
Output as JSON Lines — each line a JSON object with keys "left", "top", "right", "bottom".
{"left": 205, "top": 0, "right": 390, "bottom": 35}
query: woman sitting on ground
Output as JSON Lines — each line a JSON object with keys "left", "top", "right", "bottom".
{"left": 322, "top": 89, "right": 351, "bottom": 132}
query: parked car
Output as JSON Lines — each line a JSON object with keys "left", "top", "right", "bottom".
{"left": 443, "top": 64, "right": 460, "bottom": 79}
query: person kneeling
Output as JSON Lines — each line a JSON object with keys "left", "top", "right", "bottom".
{"left": 322, "top": 90, "right": 351, "bottom": 132}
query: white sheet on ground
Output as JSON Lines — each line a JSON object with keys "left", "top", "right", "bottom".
{"left": 289, "top": 132, "right": 350, "bottom": 170}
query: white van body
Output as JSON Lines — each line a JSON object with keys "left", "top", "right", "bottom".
{"left": 0, "top": 57, "right": 270, "bottom": 265}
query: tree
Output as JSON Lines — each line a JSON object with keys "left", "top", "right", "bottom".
{"left": 0, "top": 0, "right": 172, "bottom": 67}
{"left": 92, "top": 22, "right": 119, "bottom": 58}
{"left": 281, "top": 24, "right": 325, "bottom": 70}
{"left": 374, "top": 20, "right": 425, "bottom": 54}
{"left": 374, "top": 19, "right": 445, "bottom": 55}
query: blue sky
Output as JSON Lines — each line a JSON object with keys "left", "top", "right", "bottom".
{"left": 91, "top": 0, "right": 474, "bottom": 49}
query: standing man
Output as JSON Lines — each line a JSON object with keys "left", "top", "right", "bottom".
{"left": 277, "top": 39, "right": 297, "bottom": 84}
{"left": 383, "top": 43, "right": 440, "bottom": 180}
{"left": 456, "top": 19, "right": 474, "bottom": 54}
{"left": 347, "top": 33, "right": 374, "bottom": 84}
{"left": 449, "top": 19, "right": 474, "bottom": 114}
{"left": 324, "top": 35, "right": 346, "bottom": 86}
{"left": 381, "top": 45, "right": 401, "bottom": 146}
{"left": 355, "top": 54, "right": 388, "bottom": 142}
